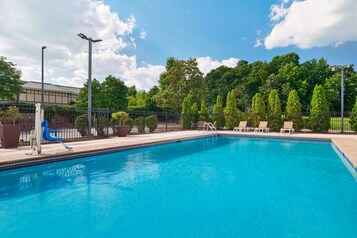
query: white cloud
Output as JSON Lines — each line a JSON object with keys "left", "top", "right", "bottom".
{"left": 254, "top": 39, "right": 263, "bottom": 48}
{"left": 140, "top": 30, "right": 147, "bottom": 40}
{"left": 0, "top": 0, "right": 162, "bottom": 90}
{"left": 196, "top": 57, "right": 239, "bottom": 75}
{"left": 254, "top": 29, "right": 263, "bottom": 48}
{"left": 265, "top": 0, "right": 357, "bottom": 49}
{"left": 122, "top": 64, "right": 165, "bottom": 89}
{"left": 130, "top": 37, "right": 136, "bottom": 49}
{"left": 269, "top": 3, "right": 289, "bottom": 21}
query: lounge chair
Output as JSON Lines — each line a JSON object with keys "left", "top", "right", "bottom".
{"left": 254, "top": 121, "right": 269, "bottom": 132}
{"left": 280, "top": 121, "right": 295, "bottom": 134}
{"left": 233, "top": 121, "right": 249, "bottom": 132}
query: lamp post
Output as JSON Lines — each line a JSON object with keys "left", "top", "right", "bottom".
{"left": 331, "top": 64, "right": 354, "bottom": 133}
{"left": 41, "top": 46, "right": 46, "bottom": 107}
{"left": 77, "top": 33, "right": 102, "bottom": 136}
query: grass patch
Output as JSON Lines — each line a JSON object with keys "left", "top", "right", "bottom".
{"left": 330, "top": 117, "right": 351, "bottom": 131}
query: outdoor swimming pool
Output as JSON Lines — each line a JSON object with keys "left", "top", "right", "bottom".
{"left": 0, "top": 136, "right": 356, "bottom": 237}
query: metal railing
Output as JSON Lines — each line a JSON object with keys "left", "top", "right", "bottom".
{"left": 0, "top": 102, "right": 355, "bottom": 147}
{"left": 0, "top": 103, "right": 182, "bottom": 146}
{"left": 203, "top": 122, "right": 218, "bottom": 134}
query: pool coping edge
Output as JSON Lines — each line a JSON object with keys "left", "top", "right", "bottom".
{"left": 1, "top": 133, "right": 356, "bottom": 172}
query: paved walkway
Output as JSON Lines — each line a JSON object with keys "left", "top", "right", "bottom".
{"left": 0, "top": 131, "right": 356, "bottom": 170}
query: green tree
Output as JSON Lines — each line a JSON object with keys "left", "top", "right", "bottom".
{"left": 0, "top": 57, "right": 23, "bottom": 100}
{"left": 224, "top": 90, "right": 239, "bottom": 129}
{"left": 251, "top": 93, "right": 266, "bottom": 127}
{"left": 128, "top": 90, "right": 146, "bottom": 109}
{"left": 349, "top": 96, "right": 357, "bottom": 132}
{"left": 277, "top": 63, "right": 304, "bottom": 108}
{"left": 199, "top": 100, "right": 209, "bottom": 122}
{"left": 101, "top": 75, "right": 128, "bottom": 110}
{"left": 309, "top": 85, "right": 330, "bottom": 131}
{"left": 325, "top": 68, "right": 357, "bottom": 112}
{"left": 267, "top": 90, "right": 282, "bottom": 131}
{"left": 212, "top": 95, "right": 225, "bottom": 128}
{"left": 204, "top": 65, "right": 234, "bottom": 108}
{"left": 300, "top": 58, "right": 332, "bottom": 111}
{"left": 127, "top": 85, "right": 137, "bottom": 97}
{"left": 154, "top": 57, "right": 206, "bottom": 111}
{"left": 285, "top": 89, "right": 303, "bottom": 131}
{"left": 144, "top": 86, "right": 161, "bottom": 111}
{"left": 236, "top": 61, "right": 269, "bottom": 110}
{"left": 76, "top": 76, "right": 128, "bottom": 110}
{"left": 191, "top": 102, "right": 199, "bottom": 123}
{"left": 268, "top": 52, "right": 300, "bottom": 75}
{"left": 231, "top": 60, "right": 251, "bottom": 110}
{"left": 75, "top": 79, "right": 102, "bottom": 108}
{"left": 127, "top": 85, "right": 137, "bottom": 106}
{"left": 135, "top": 90, "right": 146, "bottom": 106}
{"left": 181, "top": 94, "right": 193, "bottom": 129}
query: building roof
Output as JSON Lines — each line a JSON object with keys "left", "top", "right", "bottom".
{"left": 22, "top": 81, "right": 80, "bottom": 95}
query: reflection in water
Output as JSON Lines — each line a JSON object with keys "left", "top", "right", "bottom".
{"left": 0, "top": 151, "right": 160, "bottom": 200}
{"left": 113, "top": 151, "right": 160, "bottom": 190}
{"left": 0, "top": 136, "right": 227, "bottom": 200}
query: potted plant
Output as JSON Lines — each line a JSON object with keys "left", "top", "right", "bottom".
{"left": 0, "top": 106, "right": 21, "bottom": 148}
{"left": 111, "top": 111, "right": 130, "bottom": 137}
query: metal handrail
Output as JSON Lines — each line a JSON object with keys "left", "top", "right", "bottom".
{"left": 203, "top": 122, "right": 217, "bottom": 134}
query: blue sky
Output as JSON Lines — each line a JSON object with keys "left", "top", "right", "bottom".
{"left": 0, "top": 0, "right": 356, "bottom": 90}
{"left": 107, "top": 0, "right": 357, "bottom": 68}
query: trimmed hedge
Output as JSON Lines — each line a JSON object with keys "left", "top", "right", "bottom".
{"left": 181, "top": 94, "right": 193, "bottom": 129}
{"left": 224, "top": 90, "right": 239, "bottom": 129}
{"left": 128, "top": 118, "right": 134, "bottom": 132}
{"left": 267, "top": 90, "right": 282, "bottom": 131}
{"left": 285, "top": 89, "right": 303, "bottom": 131}
{"left": 309, "top": 85, "right": 330, "bottom": 131}
{"left": 75, "top": 114, "right": 89, "bottom": 137}
{"left": 134, "top": 116, "right": 145, "bottom": 133}
{"left": 213, "top": 95, "right": 225, "bottom": 128}
{"left": 251, "top": 93, "right": 266, "bottom": 127}
{"left": 94, "top": 116, "right": 107, "bottom": 136}
{"left": 350, "top": 96, "right": 357, "bottom": 132}
{"left": 145, "top": 115, "right": 158, "bottom": 132}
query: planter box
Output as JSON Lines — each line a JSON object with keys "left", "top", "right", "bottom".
{"left": 115, "top": 125, "right": 129, "bottom": 137}
{"left": 0, "top": 124, "right": 21, "bottom": 148}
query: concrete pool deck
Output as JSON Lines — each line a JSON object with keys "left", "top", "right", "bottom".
{"left": 0, "top": 130, "right": 356, "bottom": 170}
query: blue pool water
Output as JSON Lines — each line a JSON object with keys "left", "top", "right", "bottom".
{"left": 0, "top": 136, "right": 356, "bottom": 238}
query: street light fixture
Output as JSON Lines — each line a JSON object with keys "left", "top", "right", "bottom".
{"left": 331, "top": 64, "right": 354, "bottom": 133}
{"left": 77, "top": 33, "right": 102, "bottom": 136}
{"left": 41, "top": 46, "right": 46, "bottom": 107}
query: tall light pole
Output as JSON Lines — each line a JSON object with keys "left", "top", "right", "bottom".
{"left": 41, "top": 46, "right": 46, "bottom": 107}
{"left": 77, "top": 33, "right": 102, "bottom": 136}
{"left": 331, "top": 64, "right": 354, "bottom": 133}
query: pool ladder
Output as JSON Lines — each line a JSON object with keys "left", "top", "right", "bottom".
{"left": 203, "top": 122, "right": 218, "bottom": 135}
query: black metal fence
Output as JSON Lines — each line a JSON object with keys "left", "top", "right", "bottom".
{"left": 0, "top": 102, "right": 355, "bottom": 147}
{"left": 0, "top": 103, "right": 182, "bottom": 146}
{"left": 186, "top": 111, "right": 356, "bottom": 134}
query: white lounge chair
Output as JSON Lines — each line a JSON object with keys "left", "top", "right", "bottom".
{"left": 233, "top": 121, "right": 249, "bottom": 132}
{"left": 254, "top": 121, "right": 269, "bottom": 132}
{"left": 280, "top": 121, "right": 295, "bottom": 134}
